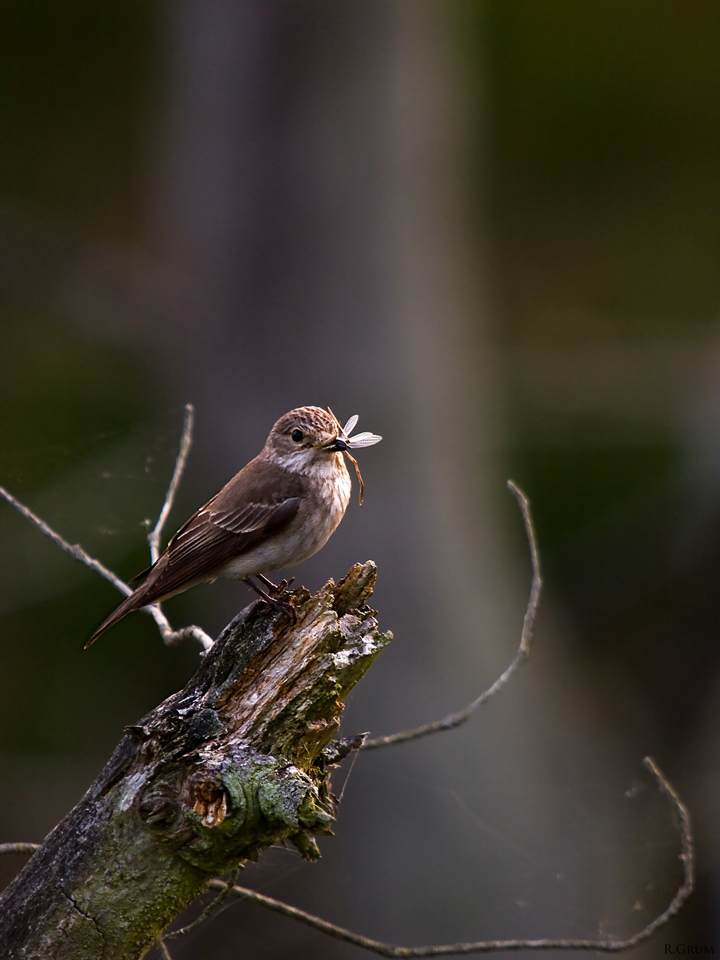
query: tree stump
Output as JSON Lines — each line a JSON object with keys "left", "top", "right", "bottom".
{"left": 0, "top": 561, "right": 390, "bottom": 959}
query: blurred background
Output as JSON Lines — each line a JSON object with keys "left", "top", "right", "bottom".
{"left": 1, "top": 0, "right": 719, "bottom": 954}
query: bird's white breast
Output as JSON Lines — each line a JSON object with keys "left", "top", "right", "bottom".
{"left": 219, "top": 455, "right": 351, "bottom": 579}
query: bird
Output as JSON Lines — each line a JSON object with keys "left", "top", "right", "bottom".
{"left": 86, "top": 406, "right": 381, "bottom": 646}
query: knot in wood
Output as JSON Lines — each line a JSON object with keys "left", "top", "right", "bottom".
{"left": 191, "top": 779, "right": 229, "bottom": 827}
{"left": 137, "top": 782, "right": 190, "bottom": 843}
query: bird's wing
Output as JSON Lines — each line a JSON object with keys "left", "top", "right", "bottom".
{"left": 88, "top": 457, "right": 305, "bottom": 645}
{"left": 141, "top": 496, "right": 301, "bottom": 600}
{"left": 127, "top": 500, "right": 274, "bottom": 585}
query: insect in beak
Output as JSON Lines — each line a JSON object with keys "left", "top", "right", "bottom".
{"left": 324, "top": 437, "right": 348, "bottom": 452}
{"left": 327, "top": 407, "right": 382, "bottom": 505}
{"left": 344, "top": 449, "right": 365, "bottom": 504}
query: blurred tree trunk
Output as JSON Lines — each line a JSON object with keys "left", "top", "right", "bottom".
{"left": 147, "top": 1, "right": 625, "bottom": 951}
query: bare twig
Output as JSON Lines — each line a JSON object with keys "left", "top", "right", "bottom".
{"left": 148, "top": 404, "right": 194, "bottom": 564}
{"left": 0, "top": 484, "right": 131, "bottom": 597}
{"left": 143, "top": 404, "right": 213, "bottom": 650}
{"left": 0, "top": 844, "right": 41, "bottom": 856}
{"left": 144, "top": 404, "right": 213, "bottom": 651}
{"left": 157, "top": 942, "right": 174, "bottom": 960}
{"left": 209, "top": 757, "right": 691, "bottom": 957}
{"left": 0, "top": 406, "right": 213, "bottom": 651}
{"left": 157, "top": 620, "right": 214, "bottom": 650}
{"left": 635, "top": 756, "right": 694, "bottom": 939}
{"left": 363, "top": 481, "right": 540, "bottom": 750}
{"left": 164, "top": 867, "right": 241, "bottom": 940}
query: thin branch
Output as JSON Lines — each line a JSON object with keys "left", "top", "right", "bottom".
{"left": 157, "top": 942, "right": 174, "bottom": 960}
{"left": 0, "top": 484, "right": 131, "bottom": 597}
{"left": 210, "top": 757, "right": 692, "bottom": 957}
{"left": 0, "top": 844, "right": 41, "bottom": 856}
{"left": 0, "top": 406, "right": 213, "bottom": 651}
{"left": 144, "top": 404, "right": 213, "bottom": 651}
{"left": 363, "top": 480, "right": 541, "bottom": 750}
{"left": 154, "top": 619, "right": 214, "bottom": 651}
{"left": 635, "top": 756, "right": 694, "bottom": 940}
{"left": 148, "top": 404, "right": 194, "bottom": 564}
{"left": 164, "top": 866, "right": 241, "bottom": 940}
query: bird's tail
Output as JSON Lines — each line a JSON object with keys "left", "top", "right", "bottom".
{"left": 85, "top": 590, "right": 149, "bottom": 648}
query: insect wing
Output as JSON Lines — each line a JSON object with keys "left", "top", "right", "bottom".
{"left": 347, "top": 431, "right": 382, "bottom": 448}
{"left": 341, "top": 414, "right": 359, "bottom": 437}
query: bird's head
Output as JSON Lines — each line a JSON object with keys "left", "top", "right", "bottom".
{"left": 264, "top": 406, "right": 381, "bottom": 500}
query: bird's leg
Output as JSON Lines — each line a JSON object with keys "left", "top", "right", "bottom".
{"left": 256, "top": 573, "right": 278, "bottom": 591}
{"left": 243, "top": 577, "right": 296, "bottom": 622}
{"left": 256, "top": 573, "right": 295, "bottom": 596}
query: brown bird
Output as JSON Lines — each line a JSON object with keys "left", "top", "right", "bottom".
{"left": 87, "top": 406, "right": 381, "bottom": 646}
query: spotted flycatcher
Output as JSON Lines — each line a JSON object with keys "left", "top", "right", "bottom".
{"left": 86, "top": 406, "right": 381, "bottom": 645}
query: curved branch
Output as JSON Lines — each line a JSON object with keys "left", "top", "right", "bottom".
{"left": 363, "top": 481, "right": 541, "bottom": 750}
{"left": 208, "top": 757, "right": 692, "bottom": 957}
{"left": 163, "top": 866, "right": 240, "bottom": 940}
{"left": 145, "top": 402, "right": 213, "bottom": 649}
{"left": 0, "top": 406, "right": 213, "bottom": 651}
{"left": 148, "top": 403, "right": 194, "bottom": 564}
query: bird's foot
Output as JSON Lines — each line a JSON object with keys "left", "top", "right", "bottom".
{"left": 244, "top": 577, "right": 297, "bottom": 623}
{"left": 256, "top": 574, "right": 295, "bottom": 596}
{"left": 269, "top": 596, "right": 297, "bottom": 623}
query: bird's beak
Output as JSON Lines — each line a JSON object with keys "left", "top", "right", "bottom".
{"left": 324, "top": 437, "right": 348, "bottom": 452}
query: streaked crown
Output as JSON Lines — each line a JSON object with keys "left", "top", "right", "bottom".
{"left": 271, "top": 406, "right": 340, "bottom": 444}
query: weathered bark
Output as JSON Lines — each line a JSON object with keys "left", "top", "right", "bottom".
{"left": 0, "top": 561, "right": 389, "bottom": 959}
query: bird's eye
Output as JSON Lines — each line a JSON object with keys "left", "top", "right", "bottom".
{"left": 291, "top": 429, "right": 304, "bottom": 443}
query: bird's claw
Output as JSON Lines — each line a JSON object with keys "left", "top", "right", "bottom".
{"left": 281, "top": 599, "right": 297, "bottom": 623}
{"left": 268, "top": 596, "right": 297, "bottom": 623}
{"left": 245, "top": 577, "right": 297, "bottom": 622}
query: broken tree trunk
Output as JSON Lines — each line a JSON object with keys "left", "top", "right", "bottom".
{"left": 0, "top": 562, "right": 390, "bottom": 959}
